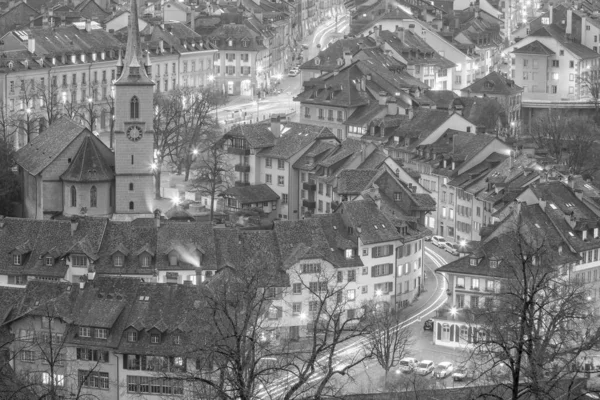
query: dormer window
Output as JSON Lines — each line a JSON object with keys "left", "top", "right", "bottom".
{"left": 315, "top": 57, "right": 320, "bottom": 65}
{"left": 113, "top": 254, "right": 124, "bottom": 267}
{"left": 13, "top": 254, "right": 22, "bottom": 266}
{"left": 150, "top": 333, "right": 161, "bottom": 344}
{"left": 337, "top": 58, "right": 343, "bottom": 66}
{"left": 80, "top": 54, "right": 86, "bottom": 63}
{"left": 79, "top": 327, "right": 91, "bottom": 338}
{"left": 101, "top": 51, "right": 105, "bottom": 60}
{"left": 141, "top": 254, "right": 151, "bottom": 267}
{"left": 127, "top": 331, "right": 138, "bottom": 342}
{"left": 71, "top": 55, "right": 76, "bottom": 64}
{"left": 490, "top": 260, "right": 498, "bottom": 268}
{"left": 72, "top": 255, "right": 87, "bottom": 266}
{"left": 45, "top": 257, "right": 53, "bottom": 266}
{"left": 168, "top": 251, "right": 179, "bottom": 266}
{"left": 345, "top": 249, "right": 353, "bottom": 259}
{"left": 228, "top": 39, "right": 233, "bottom": 46}
{"left": 173, "top": 335, "right": 181, "bottom": 345}
{"left": 92, "top": 53, "right": 97, "bottom": 61}
{"left": 469, "top": 257, "right": 478, "bottom": 266}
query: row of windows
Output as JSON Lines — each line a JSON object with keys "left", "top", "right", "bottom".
{"left": 265, "top": 158, "right": 285, "bottom": 169}
{"left": 127, "top": 375, "right": 184, "bottom": 395}
{"left": 79, "top": 326, "right": 108, "bottom": 339}
{"left": 79, "top": 370, "right": 109, "bottom": 390}
{"left": 265, "top": 174, "right": 285, "bottom": 186}
{"left": 455, "top": 276, "right": 496, "bottom": 291}
{"left": 304, "top": 107, "right": 345, "bottom": 121}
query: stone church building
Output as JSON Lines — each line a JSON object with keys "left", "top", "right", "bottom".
{"left": 15, "top": 0, "right": 155, "bottom": 220}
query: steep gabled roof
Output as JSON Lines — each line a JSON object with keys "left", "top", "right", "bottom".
{"left": 220, "top": 184, "right": 279, "bottom": 204}
{"left": 15, "top": 118, "right": 87, "bottom": 175}
{"left": 256, "top": 123, "right": 337, "bottom": 160}
{"left": 461, "top": 71, "right": 523, "bottom": 96}
{"left": 60, "top": 136, "right": 114, "bottom": 182}
{"left": 512, "top": 40, "right": 555, "bottom": 55}
{"left": 338, "top": 169, "right": 380, "bottom": 195}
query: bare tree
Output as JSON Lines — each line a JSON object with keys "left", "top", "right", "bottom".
{"left": 0, "top": 134, "right": 19, "bottom": 216}
{"left": 191, "top": 135, "right": 234, "bottom": 222}
{"left": 176, "top": 249, "right": 372, "bottom": 400}
{"left": 364, "top": 303, "right": 414, "bottom": 386}
{"left": 529, "top": 110, "right": 600, "bottom": 174}
{"left": 35, "top": 78, "right": 62, "bottom": 128}
{"left": 577, "top": 68, "right": 600, "bottom": 117}
{"left": 5, "top": 302, "right": 104, "bottom": 400}
{"left": 170, "top": 87, "right": 227, "bottom": 181}
{"left": 153, "top": 91, "right": 182, "bottom": 199}
{"left": 77, "top": 98, "right": 103, "bottom": 133}
{"left": 462, "top": 214, "right": 600, "bottom": 400}
{"left": 105, "top": 92, "right": 116, "bottom": 150}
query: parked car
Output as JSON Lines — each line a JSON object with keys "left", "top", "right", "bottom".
{"left": 443, "top": 242, "right": 460, "bottom": 256}
{"left": 435, "top": 362, "right": 454, "bottom": 378}
{"left": 423, "top": 319, "right": 434, "bottom": 331}
{"left": 415, "top": 360, "right": 435, "bottom": 375}
{"left": 301, "top": 44, "right": 309, "bottom": 50}
{"left": 452, "top": 367, "right": 475, "bottom": 381}
{"left": 424, "top": 235, "right": 432, "bottom": 241}
{"left": 288, "top": 67, "right": 300, "bottom": 77}
{"left": 399, "top": 357, "right": 419, "bottom": 373}
{"left": 431, "top": 235, "right": 446, "bottom": 248}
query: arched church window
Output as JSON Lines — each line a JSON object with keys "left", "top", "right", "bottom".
{"left": 70, "top": 185, "right": 77, "bottom": 207}
{"left": 90, "top": 186, "right": 97, "bottom": 208}
{"left": 130, "top": 96, "right": 139, "bottom": 119}
{"left": 129, "top": 201, "right": 135, "bottom": 210}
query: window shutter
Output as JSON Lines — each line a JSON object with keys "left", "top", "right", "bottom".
{"left": 76, "top": 348, "right": 81, "bottom": 360}
{"left": 468, "top": 327, "right": 472, "bottom": 343}
{"left": 103, "top": 351, "right": 109, "bottom": 362}
{"left": 437, "top": 323, "right": 442, "bottom": 340}
{"left": 387, "top": 245, "right": 393, "bottom": 255}
{"left": 277, "top": 306, "right": 282, "bottom": 319}
{"left": 123, "top": 354, "right": 128, "bottom": 369}
{"left": 8, "top": 276, "right": 15, "bottom": 284}
{"left": 449, "top": 325, "right": 455, "bottom": 342}
{"left": 473, "top": 328, "right": 479, "bottom": 343}
{"left": 371, "top": 266, "right": 376, "bottom": 277}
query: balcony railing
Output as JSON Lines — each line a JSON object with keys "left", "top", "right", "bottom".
{"left": 302, "top": 200, "right": 316, "bottom": 209}
{"left": 302, "top": 180, "right": 316, "bottom": 191}
{"left": 227, "top": 147, "right": 250, "bottom": 156}
{"left": 234, "top": 164, "right": 251, "bottom": 172}
{"left": 235, "top": 181, "right": 250, "bottom": 187}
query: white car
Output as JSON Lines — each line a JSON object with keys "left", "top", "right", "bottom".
{"left": 415, "top": 360, "right": 435, "bottom": 375}
{"left": 288, "top": 67, "right": 300, "bottom": 77}
{"left": 431, "top": 235, "right": 446, "bottom": 248}
{"left": 434, "top": 361, "right": 454, "bottom": 378}
{"left": 398, "top": 357, "right": 419, "bottom": 373}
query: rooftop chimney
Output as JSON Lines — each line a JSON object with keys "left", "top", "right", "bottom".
{"left": 154, "top": 209, "right": 161, "bottom": 228}
{"left": 566, "top": 9, "right": 572, "bottom": 35}
{"left": 378, "top": 91, "right": 388, "bottom": 106}
{"left": 549, "top": 5, "right": 554, "bottom": 24}
{"left": 0, "top": 215, "right": 5, "bottom": 228}
{"left": 343, "top": 47, "right": 352, "bottom": 65}
{"left": 575, "top": 189, "right": 583, "bottom": 200}
{"left": 408, "top": 108, "right": 414, "bottom": 120}
{"left": 271, "top": 116, "right": 281, "bottom": 137}
{"left": 27, "top": 37, "right": 35, "bottom": 54}
{"left": 387, "top": 99, "right": 397, "bottom": 115}
{"left": 396, "top": 26, "right": 405, "bottom": 42}
{"left": 85, "top": 19, "right": 92, "bottom": 32}
{"left": 70, "top": 216, "right": 79, "bottom": 236}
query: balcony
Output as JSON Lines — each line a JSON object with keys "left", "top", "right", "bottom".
{"left": 302, "top": 200, "right": 316, "bottom": 209}
{"left": 235, "top": 181, "right": 250, "bottom": 187}
{"left": 227, "top": 147, "right": 250, "bottom": 156}
{"left": 302, "top": 180, "right": 316, "bottom": 191}
{"left": 234, "top": 164, "right": 251, "bottom": 172}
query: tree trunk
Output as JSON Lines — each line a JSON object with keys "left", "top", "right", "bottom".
{"left": 209, "top": 185, "right": 216, "bottom": 222}
{"left": 155, "top": 169, "right": 162, "bottom": 200}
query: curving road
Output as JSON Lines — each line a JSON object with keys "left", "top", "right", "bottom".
{"left": 257, "top": 243, "right": 453, "bottom": 399}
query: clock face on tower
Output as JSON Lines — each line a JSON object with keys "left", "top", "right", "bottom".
{"left": 126, "top": 125, "right": 143, "bottom": 142}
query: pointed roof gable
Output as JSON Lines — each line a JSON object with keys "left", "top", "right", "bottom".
{"left": 461, "top": 71, "right": 523, "bottom": 96}
{"left": 15, "top": 118, "right": 87, "bottom": 175}
{"left": 115, "top": 0, "right": 153, "bottom": 86}
{"left": 60, "top": 136, "right": 114, "bottom": 182}
{"left": 512, "top": 40, "right": 555, "bottom": 56}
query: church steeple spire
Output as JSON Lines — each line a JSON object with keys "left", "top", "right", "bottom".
{"left": 115, "top": 0, "right": 153, "bottom": 86}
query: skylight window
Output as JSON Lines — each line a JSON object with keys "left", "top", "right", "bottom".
{"left": 585, "top": 184, "right": 593, "bottom": 190}
{"left": 374, "top": 225, "right": 378, "bottom": 230}
{"left": 569, "top": 232, "right": 575, "bottom": 237}
{"left": 333, "top": 226, "right": 337, "bottom": 230}
{"left": 550, "top": 203, "right": 557, "bottom": 210}
{"left": 382, "top": 224, "right": 386, "bottom": 228}
{"left": 565, "top": 202, "right": 574, "bottom": 207}
{"left": 535, "top": 223, "right": 540, "bottom": 228}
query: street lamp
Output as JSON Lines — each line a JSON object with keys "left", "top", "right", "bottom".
{"left": 450, "top": 307, "right": 457, "bottom": 320}
{"left": 192, "top": 149, "right": 199, "bottom": 156}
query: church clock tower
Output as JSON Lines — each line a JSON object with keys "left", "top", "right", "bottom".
{"left": 113, "top": 0, "right": 155, "bottom": 215}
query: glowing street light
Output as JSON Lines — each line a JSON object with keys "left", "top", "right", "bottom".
{"left": 256, "top": 65, "right": 264, "bottom": 74}
{"left": 375, "top": 289, "right": 383, "bottom": 297}
{"left": 459, "top": 239, "right": 467, "bottom": 247}
{"left": 192, "top": 149, "right": 199, "bottom": 155}
{"left": 207, "top": 74, "right": 215, "bottom": 82}
{"left": 150, "top": 162, "right": 158, "bottom": 171}
{"left": 450, "top": 307, "right": 457, "bottom": 320}
{"left": 274, "top": 73, "right": 282, "bottom": 81}
{"left": 299, "top": 312, "right": 307, "bottom": 320}
{"left": 172, "top": 196, "right": 181, "bottom": 206}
